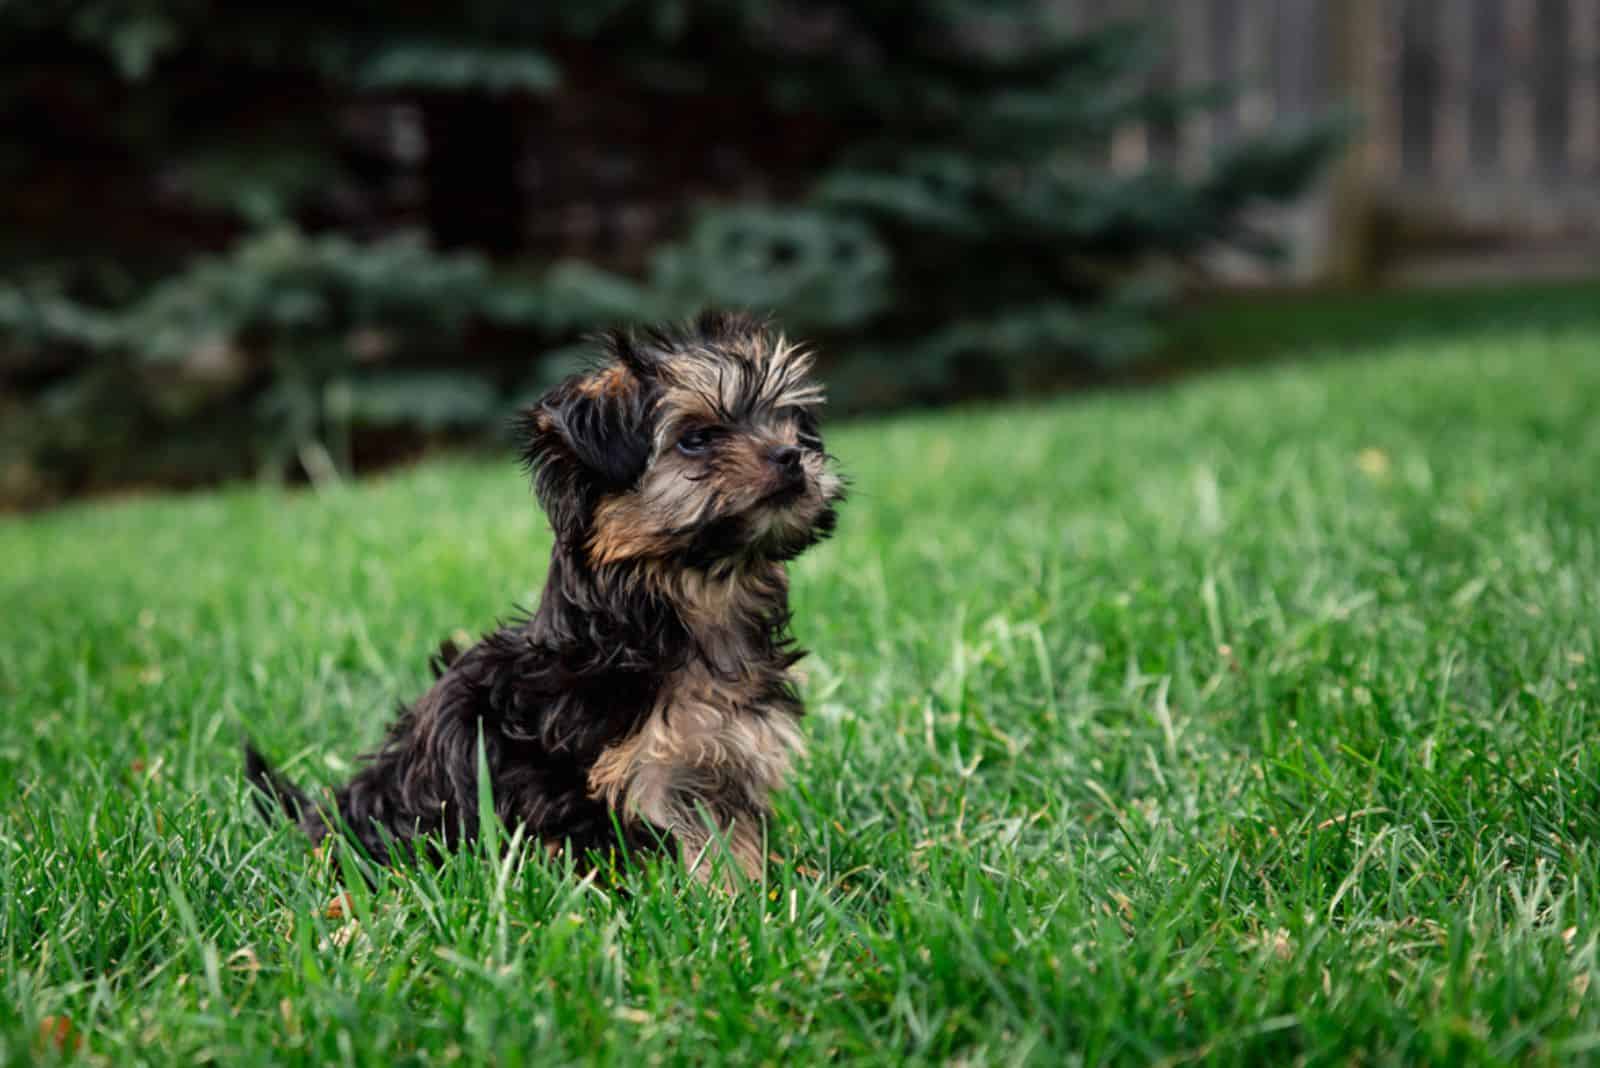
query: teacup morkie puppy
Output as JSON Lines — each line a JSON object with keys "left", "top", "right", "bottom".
{"left": 247, "top": 312, "right": 844, "bottom": 885}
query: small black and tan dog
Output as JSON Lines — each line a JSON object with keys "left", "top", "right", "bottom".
{"left": 246, "top": 312, "right": 843, "bottom": 885}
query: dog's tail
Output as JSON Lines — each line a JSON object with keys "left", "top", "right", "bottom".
{"left": 244, "top": 741, "right": 312, "bottom": 825}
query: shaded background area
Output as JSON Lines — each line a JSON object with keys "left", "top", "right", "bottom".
{"left": 2, "top": 0, "right": 1597, "bottom": 510}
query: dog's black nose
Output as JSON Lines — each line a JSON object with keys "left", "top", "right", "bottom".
{"left": 768, "top": 445, "right": 803, "bottom": 476}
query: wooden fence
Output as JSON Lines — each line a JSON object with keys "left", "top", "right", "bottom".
{"left": 503, "top": 2, "right": 1600, "bottom": 282}
{"left": 1065, "top": 0, "right": 1600, "bottom": 281}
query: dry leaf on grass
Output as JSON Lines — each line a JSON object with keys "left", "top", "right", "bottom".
{"left": 37, "top": 1015, "right": 82, "bottom": 1054}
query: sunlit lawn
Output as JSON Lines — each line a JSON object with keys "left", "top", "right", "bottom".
{"left": 5, "top": 286, "right": 1600, "bottom": 1064}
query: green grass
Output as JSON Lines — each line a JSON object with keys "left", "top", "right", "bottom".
{"left": 5, "top": 293, "right": 1600, "bottom": 1065}
{"left": 1165, "top": 277, "right": 1600, "bottom": 372}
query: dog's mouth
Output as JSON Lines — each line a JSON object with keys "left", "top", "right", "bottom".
{"left": 758, "top": 477, "right": 810, "bottom": 508}
{"left": 674, "top": 477, "right": 837, "bottom": 568}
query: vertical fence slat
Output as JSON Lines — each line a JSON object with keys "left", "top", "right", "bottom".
{"left": 1371, "top": 0, "right": 1405, "bottom": 179}
{"left": 1534, "top": 0, "right": 1573, "bottom": 177}
{"left": 1399, "top": 0, "right": 1441, "bottom": 178}
{"left": 1469, "top": 0, "right": 1506, "bottom": 172}
{"left": 1434, "top": 0, "right": 1474, "bottom": 177}
{"left": 1144, "top": 0, "right": 1181, "bottom": 168}
{"left": 1107, "top": 0, "right": 1149, "bottom": 172}
{"left": 1177, "top": 1, "right": 1214, "bottom": 176}
{"left": 1234, "top": 0, "right": 1273, "bottom": 131}
{"left": 1275, "top": 0, "right": 1325, "bottom": 121}
{"left": 1504, "top": 0, "right": 1539, "bottom": 180}
{"left": 1209, "top": 0, "right": 1242, "bottom": 143}
{"left": 1328, "top": 0, "right": 1388, "bottom": 283}
{"left": 1571, "top": 0, "right": 1600, "bottom": 177}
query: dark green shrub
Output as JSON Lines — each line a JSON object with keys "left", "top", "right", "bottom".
{"left": 0, "top": 2, "right": 1341, "bottom": 503}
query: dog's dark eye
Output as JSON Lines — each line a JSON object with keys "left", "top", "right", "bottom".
{"left": 676, "top": 428, "right": 718, "bottom": 456}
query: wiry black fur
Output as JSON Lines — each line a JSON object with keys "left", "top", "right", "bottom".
{"left": 513, "top": 368, "right": 660, "bottom": 547}
{"left": 247, "top": 553, "right": 690, "bottom": 865}
{"left": 245, "top": 312, "right": 838, "bottom": 873}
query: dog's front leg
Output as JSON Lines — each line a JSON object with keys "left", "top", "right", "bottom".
{"left": 670, "top": 794, "right": 766, "bottom": 890}
{"left": 615, "top": 762, "right": 766, "bottom": 889}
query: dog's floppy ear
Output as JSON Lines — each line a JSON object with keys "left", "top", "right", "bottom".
{"left": 517, "top": 343, "right": 659, "bottom": 544}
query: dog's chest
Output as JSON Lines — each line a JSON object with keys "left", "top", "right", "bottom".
{"left": 585, "top": 657, "right": 803, "bottom": 820}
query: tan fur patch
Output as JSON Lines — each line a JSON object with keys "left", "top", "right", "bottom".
{"left": 575, "top": 364, "right": 634, "bottom": 399}
{"left": 587, "top": 660, "right": 803, "bottom": 885}
{"left": 586, "top": 456, "right": 708, "bottom": 566}
{"left": 588, "top": 499, "right": 671, "bottom": 566}
{"left": 656, "top": 334, "right": 823, "bottom": 418}
{"left": 654, "top": 564, "right": 787, "bottom": 646}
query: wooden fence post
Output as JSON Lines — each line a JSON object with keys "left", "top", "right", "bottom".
{"left": 1327, "top": 0, "right": 1386, "bottom": 286}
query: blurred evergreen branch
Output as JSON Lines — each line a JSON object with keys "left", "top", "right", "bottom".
{"left": 0, "top": 1, "right": 1342, "bottom": 505}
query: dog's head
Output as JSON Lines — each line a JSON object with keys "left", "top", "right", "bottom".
{"left": 519, "top": 312, "right": 844, "bottom": 570}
